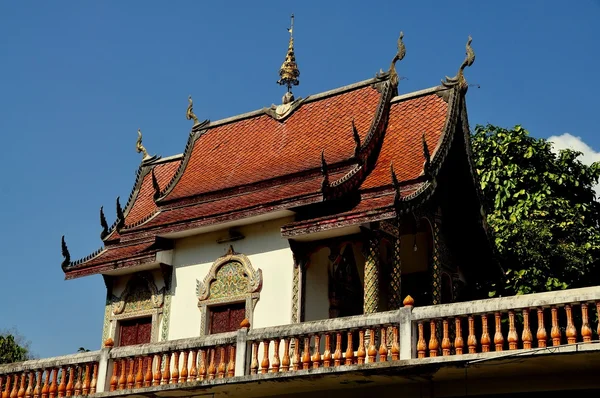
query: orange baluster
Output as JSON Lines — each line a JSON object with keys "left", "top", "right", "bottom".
{"left": 292, "top": 338, "right": 300, "bottom": 371}
{"left": 367, "top": 329, "right": 377, "bottom": 363}
{"left": 57, "top": 367, "right": 66, "bottom": 398}
{"left": 334, "top": 333, "right": 344, "bottom": 366}
{"left": 33, "top": 371, "right": 41, "bottom": 398}
{"left": 272, "top": 339, "right": 281, "bottom": 372}
{"left": 189, "top": 350, "right": 198, "bottom": 382}
{"left": 344, "top": 332, "right": 354, "bottom": 365}
{"left": 323, "top": 334, "right": 332, "bottom": 367}
{"left": 521, "top": 309, "right": 532, "bottom": 349}
{"left": 494, "top": 312, "right": 504, "bottom": 351}
{"left": 18, "top": 373, "right": 25, "bottom": 398}
{"left": 72, "top": 368, "right": 81, "bottom": 397}
{"left": 391, "top": 327, "right": 400, "bottom": 361}
{"left": 41, "top": 370, "right": 48, "bottom": 398}
{"left": 180, "top": 351, "right": 188, "bottom": 383}
{"left": 152, "top": 355, "right": 162, "bottom": 386}
{"left": 0, "top": 376, "right": 4, "bottom": 398}
{"left": 198, "top": 350, "right": 207, "bottom": 381}
{"left": 581, "top": 303, "right": 592, "bottom": 343}
{"left": 455, "top": 317, "right": 464, "bottom": 355}
{"left": 161, "top": 353, "right": 170, "bottom": 385}
{"left": 90, "top": 363, "right": 98, "bottom": 394}
{"left": 565, "top": 305, "right": 577, "bottom": 344}
{"left": 126, "top": 358, "right": 135, "bottom": 389}
{"left": 81, "top": 364, "right": 89, "bottom": 395}
{"left": 134, "top": 357, "right": 143, "bottom": 388}
{"left": 11, "top": 374, "right": 19, "bottom": 398}
{"left": 250, "top": 343, "right": 259, "bottom": 375}
{"left": 302, "top": 337, "right": 311, "bottom": 370}
{"left": 118, "top": 359, "right": 127, "bottom": 390}
{"left": 261, "top": 341, "right": 270, "bottom": 374}
{"left": 207, "top": 349, "right": 216, "bottom": 380}
{"left": 227, "top": 346, "right": 236, "bottom": 378}
{"left": 281, "top": 339, "right": 291, "bottom": 371}
{"left": 481, "top": 315, "right": 490, "bottom": 352}
{"left": 467, "top": 316, "right": 477, "bottom": 354}
{"left": 507, "top": 310, "right": 518, "bottom": 350}
{"left": 3, "top": 373, "right": 12, "bottom": 398}
{"left": 442, "top": 320, "right": 451, "bottom": 356}
{"left": 357, "top": 330, "right": 366, "bottom": 364}
{"left": 428, "top": 320, "right": 439, "bottom": 357}
{"left": 537, "top": 308, "right": 547, "bottom": 348}
{"left": 65, "top": 368, "right": 74, "bottom": 397}
{"left": 25, "top": 372, "right": 33, "bottom": 398}
{"left": 311, "top": 335, "right": 321, "bottom": 368}
{"left": 49, "top": 369, "right": 57, "bottom": 398}
{"left": 417, "top": 322, "right": 427, "bottom": 358}
{"left": 144, "top": 356, "right": 152, "bottom": 387}
{"left": 170, "top": 352, "right": 179, "bottom": 384}
{"left": 110, "top": 361, "right": 118, "bottom": 392}
{"left": 551, "top": 307, "right": 561, "bottom": 346}
{"left": 217, "top": 347, "right": 226, "bottom": 378}
{"left": 379, "top": 327, "right": 388, "bottom": 362}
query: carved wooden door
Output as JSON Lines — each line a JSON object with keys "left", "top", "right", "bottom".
{"left": 119, "top": 317, "right": 152, "bottom": 346}
{"left": 209, "top": 302, "right": 246, "bottom": 334}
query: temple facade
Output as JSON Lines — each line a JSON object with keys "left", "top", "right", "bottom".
{"left": 2, "top": 21, "right": 599, "bottom": 398}
{"left": 59, "top": 29, "right": 493, "bottom": 349}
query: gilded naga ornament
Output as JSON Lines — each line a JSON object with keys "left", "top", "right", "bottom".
{"left": 389, "top": 32, "right": 406, "bottom": 87}
{"left": 442, "top": 36, "right": 475, "bottom": 88}
{"left": 277, "top": 14, "right": 300, "bottom": 104}
{"left": 186, "top": 95, "right": 200, "bottom": 125}
{"left": 136, "top": 129, "right": 152, "bottom": 161}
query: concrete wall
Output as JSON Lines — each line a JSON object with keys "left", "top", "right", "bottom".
{"left": 168, "top": 216, "right": 295, "bottom": 340}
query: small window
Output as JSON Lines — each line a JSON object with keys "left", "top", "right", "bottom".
{"left": 119, "top": 317, "right": 152, "bottom": 347}
{"left": 209, "top": 302, "right": 246, "bottom": 334}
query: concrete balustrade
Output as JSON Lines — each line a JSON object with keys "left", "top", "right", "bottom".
{"left": 1, "top": 286, "right": 599, "bottom": 396}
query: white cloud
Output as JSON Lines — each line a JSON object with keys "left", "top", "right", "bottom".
{"left": 547, "top": 133, "right": 600, "bottom": 196}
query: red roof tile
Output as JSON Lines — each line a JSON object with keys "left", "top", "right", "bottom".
{"left": 124, "top": 160, "right": 181, "bottom": 226}
{"left": 165, "top": 84, "right": 382, "bottom": 201}
{"left": 74, "top": 241, "right": 157, "bottom": 268}
{"left": 360, "top": 93, "right": 448, "bottom": 190}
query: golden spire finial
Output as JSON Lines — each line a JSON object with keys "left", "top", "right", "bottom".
{"left": 277, "top": 14, "right": 300, "bottom": 104}
{"left": 186, "top": 95, "right": 200, "bottom": 125}
{"left": 136, "top": 129, "right": 151, "bottom": 161}
{"left": 388, "top": 31, "right": 406, "bottom": 87}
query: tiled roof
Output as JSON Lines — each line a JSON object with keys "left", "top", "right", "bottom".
{"left": 165, "top": 83, "right": 382, "bottom": 201}
{"left": 63, "top": 75, "right": 464, "bottom": 277}
{"left": 361, "top": 93, "right": 448, "bottom": 189}
{"left": 124, "top": 160, "right": 181, "bottom": 226}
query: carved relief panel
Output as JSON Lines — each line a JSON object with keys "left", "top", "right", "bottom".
{"left": 197, "top": 246, "right": 262, "bottom": 335}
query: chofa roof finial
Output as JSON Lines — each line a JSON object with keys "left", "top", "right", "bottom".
{"left": 61, "top": 235, "right": 71, "bottom": 269}
{"left": 377, "top": 31, "right": 406, "bottom": 88}
{"left": 442, "top": 36, "right": 475, "bottom": 89}
{"left": 186, "top": 95, "right": 200, "bottom": 126}
{"left": 277, "top": 14, "right": 300, "bottom": 104}
{"left": 100, "top": 206, "right": 109, "bottom": 240}
{"left": 136, "top": 129, "right": 152, "bottom": 162}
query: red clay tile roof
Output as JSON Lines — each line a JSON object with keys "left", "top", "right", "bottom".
{"left": 164, "top": 84, "right": 382, "bottom": 201}
{"left": 124, "top": 159, "right": 181, "bottom": 226}
{"left": 361, "top": 93, "right": 448, "bottom": 190}
{"left": 64, "top": 76, "right": 463, "bottom": 277}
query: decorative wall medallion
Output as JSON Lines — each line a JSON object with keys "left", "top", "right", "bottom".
{"left": 111, "top": 272, "right": 164, "bottom": 315}
{"left": 196, "top": 246, "right": 262, "bottom": 335}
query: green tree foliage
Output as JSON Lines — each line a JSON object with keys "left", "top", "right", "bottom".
{"left": 471, "top": 124, "right": 600, "bottom": 296}
{"left": 0, "top": 331, "right": 30, "bottom": 364}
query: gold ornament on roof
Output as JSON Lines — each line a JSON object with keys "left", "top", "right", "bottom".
{"left": 186, "top": 95, "right": 200, "bottom": 125}
{"left": 136, "top": 129, "right": 151, "bottom": 161}
{"left": 389, "top": 31, "right": 406, "bottom": 87}
{"left": 442, "top": 36, "right": 475, "bottom": 88}
{"left": 277, "top": 14, "right": 300, "bottom": 104}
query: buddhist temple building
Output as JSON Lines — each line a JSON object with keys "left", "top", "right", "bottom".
{"left": 2, "top": 18, "right": 599, "bottom": 398}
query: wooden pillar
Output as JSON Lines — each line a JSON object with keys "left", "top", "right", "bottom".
{"left": 431, "top": 211, "right": 443, "bottom": 305}
{"left": 362, "top": 228, "right": 380, "bottom": 314}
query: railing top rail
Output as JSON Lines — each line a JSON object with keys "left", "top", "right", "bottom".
{"left": 109, "top": 332, "right": 237, "bottom": 359}
{"left": 247, "top": 309, "right": 400, "bottom": 341}
{"left": 0, "top": 350, "right": 101, "bottom": 374}
{"left": 411, "top": 286, "right": 600, "bottom": 320}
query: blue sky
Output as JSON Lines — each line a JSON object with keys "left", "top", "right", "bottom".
{"left": 1, "top": 1, "right": 599, "bottom": 359}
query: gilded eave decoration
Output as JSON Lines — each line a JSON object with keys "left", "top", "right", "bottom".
{"left": 111, "top": 271, "right": 165, "bottom": 315}
{"left": 196, "top": 246, "right": 263, "bottom": 302}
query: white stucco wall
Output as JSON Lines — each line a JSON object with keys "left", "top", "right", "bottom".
{"left": 168, "top": 217, "right": 295, "bottom": 340}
